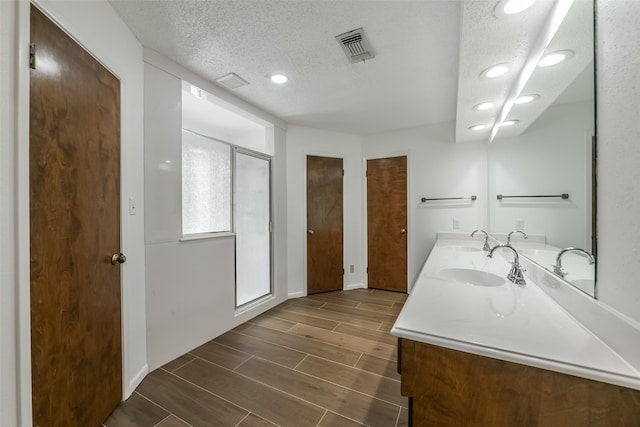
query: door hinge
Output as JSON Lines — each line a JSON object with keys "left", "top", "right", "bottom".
{"left": 365, "top": 170, "right": 368, "bottom": 177}
{"left": 366, "top": 267, "right": 369, "bottom": 273}
{"left": 343, "top": 268, "right": 345, "bottom": 275}
{"left": 29, "top": 43, "right": 36, "bottom": 70}
{"left": 342, "top": 169, "right": 344, "bottom": 176}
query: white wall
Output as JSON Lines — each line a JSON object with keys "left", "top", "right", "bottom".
{"left": 144, "top": 59, "right": 288, "bottom": 370}
{"left": 363, "top": 123, "right": 488, "bottom": 288}
{"left": 286, "top": 126, "right": 364, "bottom": 297}
{"left": 596, "top": 0, "right": 640, "bottom": 323}
{"left": 489, "top": 101, "right": 594, "bottom": 249}
{"left": 3, "top": 1, "right": 149, "bottom": 424}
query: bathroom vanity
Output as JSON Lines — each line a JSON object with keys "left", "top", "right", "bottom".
{"left": 392, "top": 234, "right": 640, "bottom": 426}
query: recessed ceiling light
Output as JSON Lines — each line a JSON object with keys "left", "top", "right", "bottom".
{"left": 515, "top": 94, "right": 540, "bottom": 104}
{"left": 501, "top": 0, "right": 536, "bottom": 15}
{"left": 480, "top": 63, "right": 510, "bottom": 79}
{"left": 474, "top": 102, "right": 495, "bottom": 111}
{"left": 270, "top": 74, "right": 288, "bottom": 84}
{"left": 500, "top": 120, "right": 520, "bottom": 127}
{"left": 468, "top": 124, "right": 488, "bottom": 131}
{"left": 538, "top": 50, "right": 574, "bottom": 67}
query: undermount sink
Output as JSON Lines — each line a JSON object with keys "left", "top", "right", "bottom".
{"left": 439, "top": 268, "right": 506, "bottom": 287}
{"left": 441, "top": 246, "right": 481, "bottom": 253}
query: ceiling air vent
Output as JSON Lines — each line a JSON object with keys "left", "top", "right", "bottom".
{"left": 215, "top": 72, "right": 249, "bottom": 90}
{"left": 335, "top": 27, "right": 375, "bottom": 64}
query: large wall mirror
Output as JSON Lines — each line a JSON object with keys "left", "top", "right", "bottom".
{"left": 488, "top": 0, "right": 596, "bottom": 296}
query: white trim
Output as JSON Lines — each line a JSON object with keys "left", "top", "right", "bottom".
{"left": 288, "top": 291, "right": 307, "bottom": 299}
{"left": 0, "top": 1, "right": 19, "bottom": 425}
{"left": 128, "top": 364, "right": 149, "bottom": 392}
{"left": 17, "top": 1, "right": 32, "bottom": 424}
{"left": 344, "top": 283, "right": 367, "bottom": 291}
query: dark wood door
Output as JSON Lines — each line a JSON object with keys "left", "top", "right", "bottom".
{"left": 306, "top": 156, "right": 343, "bottom": 294}
{"left": 30, "top": 5, "right": 123, "bottom": 426}
{"left": 367, "top": 156, "right": 408, "bottom": 292}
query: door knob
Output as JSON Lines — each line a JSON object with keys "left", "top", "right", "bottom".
{"left": 400, "top": 229, "right": 406, "bottom": 234}
{"left": 308, "top": 230, "right": 315, "bottom": 235}
{"left": 111, "top": 253, "right": 127, "bottom": 265}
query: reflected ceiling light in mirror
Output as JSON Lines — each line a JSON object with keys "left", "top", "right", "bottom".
{"left": 538, "top": 50, "right": 574, "bottom": 67}
{"left": 515, "top": 94, "right": 540, "bottom": 104}
{"left": 489, "top": 0, "right": 575, "bottom": 143}
{"left": 468, "top": 124, "right": 489, "bottom": 131}
{"left": 495, "top": 0, "right": 536, "bottom": 17}
{"left": 190, "top": 84, "right": 203, "bottom": 99}
{"left": 481, "top": 63, "right": 510, "bottom": 79}
{"left": 474, "top": 101, "right": 495, "bottom": 111}
{"left": 499, "top": 120, "right": 520, "bottom": 127}
{"left": 270, "top": 74, "right": 288, "bottom": 84}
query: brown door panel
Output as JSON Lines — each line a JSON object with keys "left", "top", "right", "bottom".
{"left": 307, "top": 156, "right": 344, "bottom": 294}
{"left": 367, "top": 156, "right": 408, "bottom": 293}
{"left": 30, "top": 5, "right": 122, "bottom": 426}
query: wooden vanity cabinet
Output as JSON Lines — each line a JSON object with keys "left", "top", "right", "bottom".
{"left": 398, "top": 338, "right": 640, "bottom": 426}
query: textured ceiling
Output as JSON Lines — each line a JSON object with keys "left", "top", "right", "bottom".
{"left": 109, "top": 0, "right": 594, "bottom": 139}
{"left": 109, "top": 0, "right": 462, "bottom": 135}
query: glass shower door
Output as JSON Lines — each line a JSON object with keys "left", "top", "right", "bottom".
{"left": 235, "top": 150, "right": 272, "bottom": 307}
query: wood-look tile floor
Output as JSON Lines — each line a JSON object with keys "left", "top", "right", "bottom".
{"left": 104, "top": 289, "right": 408, "bottom": 427}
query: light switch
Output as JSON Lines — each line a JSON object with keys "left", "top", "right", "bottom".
{"left": 129, "top": 197, "right": 137, "bottom": 215}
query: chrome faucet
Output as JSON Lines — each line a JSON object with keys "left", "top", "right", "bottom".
{"left": 471, "top": 229, "right": 491, "bottom": 251}
{"left": 552, "top": 247, "right": 595, "bottom": 278}
{"left": 488, "top": 244, "right": 526, "bottom": 285}
{"left": 507, "top": 230, "right": 528, "bottom": 246}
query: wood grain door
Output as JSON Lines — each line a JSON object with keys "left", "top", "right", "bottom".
{"left": 30, "top": 5, "right": 123, "bottom": 426}
{"left": 306, "top": 156, "right": 343, "bottom": 294}
{"left": 367, "top": 156, "right": 407, "bottom": 293}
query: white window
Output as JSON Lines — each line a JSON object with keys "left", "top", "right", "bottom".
{"left": 181, "top": 130, "right": 232, "bottom": 235}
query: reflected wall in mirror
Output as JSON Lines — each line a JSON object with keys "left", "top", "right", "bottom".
{"left": 488, "top": 0, "right": 596, "bottom": 297}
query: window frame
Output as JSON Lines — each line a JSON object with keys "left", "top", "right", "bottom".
{"left": 180, "top": 129, "right": 235, "bottom": 240}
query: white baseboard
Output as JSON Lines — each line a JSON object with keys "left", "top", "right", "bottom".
{"left": 287, "top": 291, "right": 306, "bottom": 299}
{"left": 126, "top": 364, "right": 149, "bottom": 398}
{"left": 345, "top": 283, "right": 366, "bottom": 290}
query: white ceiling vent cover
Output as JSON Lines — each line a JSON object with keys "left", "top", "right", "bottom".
{"left": 215, "top": 72, "right": 250, "bottom": 90}
{"left": 335, "top": 28, "right": 375, "bottom": 64}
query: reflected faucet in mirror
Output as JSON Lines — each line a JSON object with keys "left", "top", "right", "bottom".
{"left": 552, "top": 247, "right": 595, "bottom": 278}
{"left": 488, "top": 244, "right": 526, "bottom": 286}
{"left": 471, "top": 229, "right": 491, "bottom": 252}
{"left": 507, "top": 230, "right": 528, "bottom": 246}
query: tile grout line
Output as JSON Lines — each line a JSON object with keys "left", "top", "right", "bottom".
{"left": 352, "top": 352, "right": 364, "bottom": 368}
{"left": 315, "top": 409, "right": 328, "bottom": 427}
{"left": 161, "top": 366, "right": 301, "bottom": 426}
{"left": 151, "top": 414, "right": 172, "bottom": 427}
{"left": 235, "top": 412, "right": 251, "bottom": 427}
{"left": 133, "top": 391, "right": 194, "bottom": 427}
{"left": 229, "top": 321, "right": 402, "bottom": 379}
{"left": 192, "top": 351, "right": 407, "bottom": 417}
{"left": 293, "top": 353, "right": 311, "bottom": 371}
{"left": 172, "top": 356, "right": 329, "bottom": 424}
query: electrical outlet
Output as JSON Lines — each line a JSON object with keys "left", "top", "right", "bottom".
{"left": 349, "top": 265, "right": 355, "bottom": 273}
{"left": 516, "top": 219, "right": 525, "bottom": 230}
{"left": 452, "top": 218, "right": 460, "bottom": 230}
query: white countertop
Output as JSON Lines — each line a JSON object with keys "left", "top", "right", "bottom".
{"left": 391, "top": 237, "right": 640, "bottom": 390}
